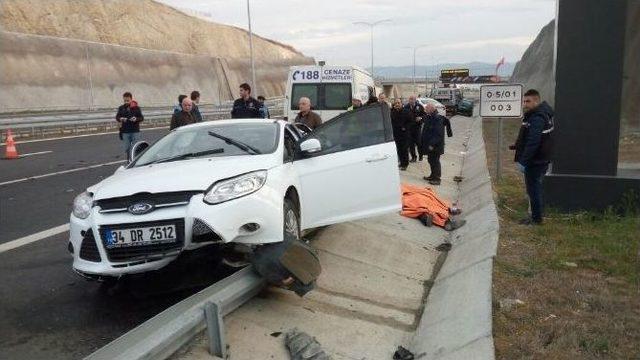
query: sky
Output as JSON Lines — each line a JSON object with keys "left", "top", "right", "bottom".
{"left": 157, "top": 0, "right": 556, "bottom": 69}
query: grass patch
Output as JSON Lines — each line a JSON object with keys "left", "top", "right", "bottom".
{"left": 485, "top": 119, "right": 640, "bottom": 359}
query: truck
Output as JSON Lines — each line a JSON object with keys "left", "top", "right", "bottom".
{"left": 429, "top": 87, "right": 463, "bottom": 116}
{"left": 284, "top": 65, "right": 375, "bottom": 123}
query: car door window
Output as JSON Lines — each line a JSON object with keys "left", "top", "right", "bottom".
{"left": 302, "top": 103, "right": 390, "bottom": 157}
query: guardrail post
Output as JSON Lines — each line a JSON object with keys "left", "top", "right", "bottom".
{"left": 204, "top": 301, "right": 227, "bottom": 358}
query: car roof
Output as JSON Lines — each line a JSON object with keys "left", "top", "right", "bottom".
{"left": 173, "top": 119, "right": 286, "bottom": 131}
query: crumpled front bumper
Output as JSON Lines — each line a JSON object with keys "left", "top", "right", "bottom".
{"left": 70, "top": 187, "right": 284, "bottom": 277}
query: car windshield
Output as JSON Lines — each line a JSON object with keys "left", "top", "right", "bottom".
{"left": 132, "top": 123, "right": 279, "bottom": 167}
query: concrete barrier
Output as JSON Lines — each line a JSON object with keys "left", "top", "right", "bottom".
{"left": 410, "top": 116, "right": 498, "bottom": 359}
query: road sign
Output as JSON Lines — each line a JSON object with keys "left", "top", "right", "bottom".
{"left": 479, "top": 84, "right": 523, "bottom": 118}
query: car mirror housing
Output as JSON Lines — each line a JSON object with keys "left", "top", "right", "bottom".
{"left": 130, "top": 141, "right": 150, "bottom": 162}
{"left": 299, "top": 138, "right": 321, "bottom": 154}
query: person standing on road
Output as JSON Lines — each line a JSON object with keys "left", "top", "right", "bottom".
{"left": 173, "top": 94, "right": 187, "bottom": 116}
{"left": 257, "top": 95, "right": 270, "bottom": 119}
{"left": 511, "top": 89, "right": 554, "bottom": 225}
{"left": 294, "top": 97, "right": 322, "bottom": 130}
{"left": 115, "top": 92, "right": 144, "bottom": 162}
{"left": 391, "top": 98, "right": 409, "bottom": 170}
{"left": 170, "top": 98, "right": 196, "bottom": 130}
{"left": 231, "top": 83, "right": 261, "bottom": 119}
{"left": 190, "top": 90, "right": 203, "bottom": 123}
{"left": 378, "top": 92, "right": 389, "bottom": 106}
{"left": 420, "top": 103, "right": 446, "bottom": 185}
{"left": 402, "top": 95, "right": 425, "bottom": 163}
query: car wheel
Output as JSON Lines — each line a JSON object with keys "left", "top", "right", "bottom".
{"left": 283, "top": 198, "right": 300, "bottom": 240}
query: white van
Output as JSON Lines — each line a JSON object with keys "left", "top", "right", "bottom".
{"left": 284, "top": 65, "right": 375, "bottom": 123}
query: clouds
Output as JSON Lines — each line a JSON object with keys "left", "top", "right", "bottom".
{"left": 157, "top": 0, "right": 555, "bottom": 69}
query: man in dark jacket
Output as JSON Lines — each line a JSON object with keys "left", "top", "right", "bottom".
{"left": 115, "top": 92, "right": 144, "bottom": 162}
{"left": 190, "top": 90, "right": 203, "bottom": 122}
{"left": 391, "top": 98, "right": 409, "bottom": 170}
{"left": 402, "top": 95, "right": 425, "bottom": 163}
{"left": 511, "top": 89, "right": 554, "bottom": 225}
{"left": 257, "top": 95, "right": 270, "bottom": 119}
{"left": 170, "top": 98, "right": 196, "bottom": 130}
{"left": 231, "top": 83, "right": 261, "bottom": 119}
{"left": 173, "top": 94, "right": 187, "bottom": 116}
{"left": 420, "top": 103, "right": 446, "bottom": 185}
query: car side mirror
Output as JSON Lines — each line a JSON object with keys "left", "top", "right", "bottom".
{"left": 299, "top": 138, "right": 321, "bottom": 154}
{"left": 130, "top": 141, "right": 149, "bottom": 162}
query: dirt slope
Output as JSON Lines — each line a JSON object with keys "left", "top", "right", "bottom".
{"left": 0, "top": 0, "right": 313, "bottom": 63}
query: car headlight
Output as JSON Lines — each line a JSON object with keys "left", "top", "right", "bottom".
{"left": 73, "top": 191, "right": 93, "bottom": 219}
{"left": 204, "top": 170, "right": 268, "bottom": 205}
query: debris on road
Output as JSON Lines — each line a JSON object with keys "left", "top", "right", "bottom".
{"left": 562, "top": 261, "right": 578, "bottom": 268}
{"left": 251, "top": 233, "right": 321, "bottom": 297}
{"left": 436, "top": 242, "right": 452, "bottom": 252}
{"left": 393, "top": 346, "right": 415, "bottom": 360}
{"left": 284, "top": 328, "right": 330, "bottom": 360}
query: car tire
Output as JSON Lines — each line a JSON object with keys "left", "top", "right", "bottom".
{"left": 283, "top": 198, "right": 300, "bottom": 240}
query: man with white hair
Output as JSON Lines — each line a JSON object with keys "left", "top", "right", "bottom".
{"left": 170, "top": 97, "right": 196, "bottom": 130}
{"left": 294, "top": 97, "right": 322, "bottom": 129}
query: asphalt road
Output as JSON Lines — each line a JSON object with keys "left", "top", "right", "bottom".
{"left": 0, "top": 128, "right": 233, "bottom": 359}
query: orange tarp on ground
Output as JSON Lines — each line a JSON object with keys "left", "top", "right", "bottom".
{"left": 401, "top": 183, "right": 451, "bottom": 227}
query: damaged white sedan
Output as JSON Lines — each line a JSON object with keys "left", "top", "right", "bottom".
{"left": 69, "top": 103, "right": 400, "bottom": 287}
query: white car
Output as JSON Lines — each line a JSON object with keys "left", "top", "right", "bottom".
{"left": 69, "top": 103, "right": 401, "bottom": 281}
{"left": 417, "top": 98, "right": 447, "bottom": 117}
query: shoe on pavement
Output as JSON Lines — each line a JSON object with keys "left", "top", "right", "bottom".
{"left": 418, "top": 214, "right": 433, "bottom": 227}
{"left": 428, "top": 179, "right": 441, "bottom": 185}
{"left": 410, "top": 158, "right": 417, "bottom": 163}
{"left": 418, "top": 156, "right": 423, "bottom": 161}
{"left": 444, "top": 219, "right": 466, "bottom": 231}
{"left": 399, "top": 166, "right": 407, "bottom": 171}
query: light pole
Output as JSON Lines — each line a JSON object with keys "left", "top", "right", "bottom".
{"left": 247, "top": 0, "right": 256, "bottom": 94}
{"left": 403, "top": 44, "right": 428, "bottom": 94}
{"left": 353, "top": 19, "right": 391, "bottom": 78}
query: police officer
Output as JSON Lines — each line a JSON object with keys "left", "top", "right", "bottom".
{"left": 511, "top": 89, "right": 554, "bottom": 225}
{"left": 402, "top": 95, "right": 426, "bottom": 162}
{"left": 231, "top": 83, "right": 261, "bottom": 118}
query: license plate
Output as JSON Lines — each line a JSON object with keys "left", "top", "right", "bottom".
{"left": 102, "top": 224, "right": 177, "bottom": 248}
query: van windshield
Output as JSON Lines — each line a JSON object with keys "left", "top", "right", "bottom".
{"left": 291, "top": 83, "right": 352, "bottom": 111}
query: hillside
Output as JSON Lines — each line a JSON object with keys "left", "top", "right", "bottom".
{"left": 0, "top": 0, "right": 313, "bottom": 64}
{"left": 512, "top": 6, "right": 639, "bottom": 132}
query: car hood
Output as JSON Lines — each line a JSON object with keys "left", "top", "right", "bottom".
{"left": 89, "top": 155, "right": 279, "bottom": 200}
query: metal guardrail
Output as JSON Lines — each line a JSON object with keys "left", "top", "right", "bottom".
{"left": 0, "top": 98, "right": 284, "bottom": 140}
{"left": 85, "top": 266, "right": 266, "bottom": 360}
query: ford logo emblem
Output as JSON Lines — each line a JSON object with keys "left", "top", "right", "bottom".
{"left": 128, "top": 202, "right": 154, "bottom": 215}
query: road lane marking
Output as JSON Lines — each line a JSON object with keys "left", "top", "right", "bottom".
{"left": 1, "top": 126, "right": 167, "bottom": 145}
{"left": 19, "top": 150, "right": 53, "bottom": 157}
{"left": 0, "top": 160, "right": 125, "bottom": 187}
{"left": 0, "top": 224, "right": 69, "bottom": 254}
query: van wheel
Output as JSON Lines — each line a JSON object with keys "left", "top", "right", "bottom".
{"left": 284, "top": 198, "right": 300, "bottom": 240}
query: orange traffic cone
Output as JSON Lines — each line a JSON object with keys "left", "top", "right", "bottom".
{"left": 4, "top": 129, "right": 19, "bottom": 159}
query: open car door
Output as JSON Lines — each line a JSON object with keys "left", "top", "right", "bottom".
{"left": 294, "top": 102, "right": 401, "bottom": 229}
